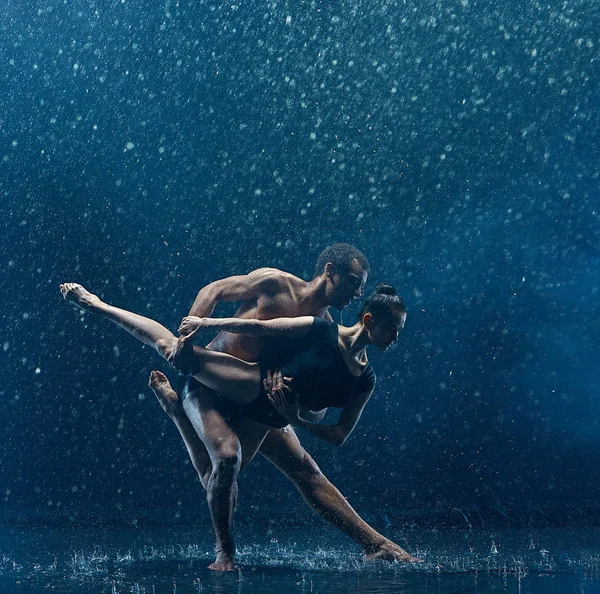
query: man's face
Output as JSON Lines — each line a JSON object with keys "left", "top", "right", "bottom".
{"left": 327, "top": 258, "right": 368, "bottom": 310}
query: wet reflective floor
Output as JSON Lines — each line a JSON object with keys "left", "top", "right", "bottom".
{"left": 2, "top": 526, "right": 600, "bottom": 593}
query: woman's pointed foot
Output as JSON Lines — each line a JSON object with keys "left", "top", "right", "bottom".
{"left": 59, "top": 283, "right": 103, "bottom": 312}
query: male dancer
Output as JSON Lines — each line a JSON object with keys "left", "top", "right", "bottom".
{"left": 148, "top": 244, "right": 416, "bottom": 569}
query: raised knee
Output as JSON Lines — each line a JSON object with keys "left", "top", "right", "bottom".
{"left": 156, "top": 337, "right": 175, "bottom": 360}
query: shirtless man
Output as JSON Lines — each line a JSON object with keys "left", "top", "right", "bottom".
{"left": 148, "top": 244, "right": 415, "bottom": 569}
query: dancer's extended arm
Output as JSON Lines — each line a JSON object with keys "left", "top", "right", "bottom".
{"left": 179, "top": 315, "right": 316, "bottom": 340}
{"left": 269, "top": 385, "right": 373, "bottom": 447}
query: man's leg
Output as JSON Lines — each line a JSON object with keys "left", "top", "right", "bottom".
{"left": 148, "top": 374, "right": 236, "bottom": 570}
{"left": 180, "top": 380, "right": 269, "bottom": 570}
{"left": 258, "top": 426, "right": 420, "bottom": 562}
{"left": 148, "top": 371, "right": 212, "bottom": 489}
{"left": 148, "top": 373, "right": 270, "bottom": 571}
{"left": 179, "top": 382, "right": 240, "bottom": 571}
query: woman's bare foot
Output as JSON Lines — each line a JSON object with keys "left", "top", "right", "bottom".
{"left": 208, "top": 553, "right": 237, "bottom": 571}
{"left": 148, "top": 371, "right": 182, "bottom": 416}
{"left": 365, "top": 541, "right": 423, "bottom": 563}
{"left": 60, "top": 283, "right": 104, "bottom": 312}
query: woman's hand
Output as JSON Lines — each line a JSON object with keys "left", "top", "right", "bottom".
{"left": 178, "top": 316, "right": 207, "bottom": 338}
{"left": 264, "top": 370, "right": 300, "bottom": 423}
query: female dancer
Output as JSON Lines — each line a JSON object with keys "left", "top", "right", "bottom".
{"left": 60, "top": 283, "right": 405, "bottom": 444}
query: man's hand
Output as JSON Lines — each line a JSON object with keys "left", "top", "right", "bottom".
{"left": 264, "top": 370, "right": 300, "bottom": 423}
{"left": 178, "top": 316, "right": 207, "bottom": 338}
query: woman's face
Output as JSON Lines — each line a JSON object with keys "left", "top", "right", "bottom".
{"left": 368, "top": 309, "right": 406, "bottom": 351}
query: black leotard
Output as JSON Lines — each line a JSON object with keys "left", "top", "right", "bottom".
{"left": 239, "top": 318, "right": 376, "bottom": 428}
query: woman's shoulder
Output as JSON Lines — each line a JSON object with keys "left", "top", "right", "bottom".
{"left": 310, "top": 316, "right": 339, "bottom": 343}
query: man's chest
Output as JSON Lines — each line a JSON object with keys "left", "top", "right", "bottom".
{"left": 255, "top": 294, "right": 314, "bottom": 318}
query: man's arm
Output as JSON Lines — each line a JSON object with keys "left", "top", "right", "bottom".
{"left": 188, "top": 268, "right": 281, "bottom": 317}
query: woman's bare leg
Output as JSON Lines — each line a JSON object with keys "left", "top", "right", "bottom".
{"left": 60, "top": 283, "right": 178, "bottom": 360}
{"left": 60, "top": 283, "right": 261, "bottom": 403}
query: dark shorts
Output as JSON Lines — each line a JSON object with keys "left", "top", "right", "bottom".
{"left": 179, "top": 374, "right": 201, "bottom": 402}
{"left": 179, "top": 367, "right": 289, "bottom": 429}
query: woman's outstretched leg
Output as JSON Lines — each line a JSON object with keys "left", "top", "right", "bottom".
{"left": 60, "top": 283, "right": 178, "bottom": 360}
{"left": 60, "top": 283, "right": 261, "bottom": 404}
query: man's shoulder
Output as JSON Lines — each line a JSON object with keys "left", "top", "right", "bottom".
{"left": 250, "top": 267, "right": 304, "bottom": 293}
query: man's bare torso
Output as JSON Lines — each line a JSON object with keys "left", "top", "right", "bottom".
{"left": 205, "top": 268, "right": 330, "bottom": 362}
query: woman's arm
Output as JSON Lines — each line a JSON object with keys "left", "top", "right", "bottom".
{"left": 269, "top": 387, "right": 373, "bottom": 447}
{"left": 178, "top": 315, "right": 315, "bottom": 339}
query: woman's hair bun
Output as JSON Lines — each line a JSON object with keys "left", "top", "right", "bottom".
{"left": 358, "top": 283, "right": 405, "bottom": 321}
{"left": 374, "top": 283, "right": 397, "bottom": 296}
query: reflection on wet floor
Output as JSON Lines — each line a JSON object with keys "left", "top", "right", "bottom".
{"left": 2, "top": 526, "right": 600, "bottom": 593}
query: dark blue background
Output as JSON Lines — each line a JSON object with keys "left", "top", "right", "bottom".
{"left": 1, "top": 0, "right": 599, "bottom": 527}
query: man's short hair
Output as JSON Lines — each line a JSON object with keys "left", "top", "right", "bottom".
{"left": 314, "top": 243, "right": 370, "bottom": 278}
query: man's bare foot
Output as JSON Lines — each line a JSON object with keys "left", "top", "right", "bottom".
{"left": 208, "top": 553, "right": 237, "bottom": 571}
{"left": 168, "top": 333, "right": 198, "bottom": 375}
{"left": 365, "top": 541, "right": 423, "bottom": 563}
{"left": 60, "top": 283, "right": 103, "bottom": 312}
{"left": 148, "top": 371, "right": 182, "bottom": 416}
